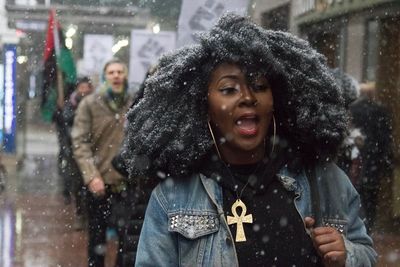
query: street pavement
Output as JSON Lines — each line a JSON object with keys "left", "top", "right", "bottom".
{"left": 0, "top": 122, "right": 117, "bottom": 267}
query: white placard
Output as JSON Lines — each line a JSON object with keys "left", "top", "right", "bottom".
{"left": 83, "top": 34, "right": 113, "bottom": 76}
{"left": 177, "top": 0, "right": 249, "bottom": 47}
{"left": 15, "top": 0, "right": 37, "bottom": 5}
{"left": 129, "top": 30, "right": 176, "bottom": 85}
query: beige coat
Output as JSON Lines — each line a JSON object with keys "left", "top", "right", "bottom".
{"left": 72, "top": 93, "right": 131, "bottom": 185}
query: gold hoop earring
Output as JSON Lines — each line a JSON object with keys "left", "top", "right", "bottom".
{"left": 208, "top": 121, "right": 223, "bottom": 160}
{"left": 270, "top": 114, "right": 276, "bottom": 157}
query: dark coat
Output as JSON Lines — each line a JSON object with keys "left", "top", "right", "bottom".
{"left": 350, "top": 97, "right": 393, "bottom": 187}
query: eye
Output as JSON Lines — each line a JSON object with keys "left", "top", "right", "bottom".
{"left": 250, "top": 75, "right": 271, "bottom": 92}
{"left": 219, "top": 87, "right": 238, "bottom": 95}
{"left": 252, "top": 83, "right": 271, "bottom": 92}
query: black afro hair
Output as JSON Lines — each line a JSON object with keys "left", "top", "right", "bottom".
{"left": 122, "top": 13, "right": 347, "bottom": 178}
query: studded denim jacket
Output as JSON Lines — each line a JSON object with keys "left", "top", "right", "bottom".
{"left": 135, "top": 163, "right": 377, "bottom": 267}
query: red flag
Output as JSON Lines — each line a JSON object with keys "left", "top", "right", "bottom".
{"left": 43, "top": 9, "right": 58, "bottom": 62}
{"left": 42, "top": 9, "right": 76, "bottom": 122}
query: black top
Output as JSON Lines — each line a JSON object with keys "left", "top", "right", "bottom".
{"left": 201, "top": 152, "right": 323, "bottom": 267}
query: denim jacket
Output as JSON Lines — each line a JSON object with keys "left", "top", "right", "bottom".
{"left": 135, "top": 163, "right": 377, "bottom": 267}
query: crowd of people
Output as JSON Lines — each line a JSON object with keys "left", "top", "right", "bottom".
{"left": 53, "top": 13, "right": 393, "bottom": 267}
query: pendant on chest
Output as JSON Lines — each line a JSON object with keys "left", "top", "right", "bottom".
{"left": 227, "top": 199, "right": 253, "bottom": 242}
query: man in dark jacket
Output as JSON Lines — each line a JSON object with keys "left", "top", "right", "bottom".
{"left": 111, "top": 65, "right": 157, "bottom": 266}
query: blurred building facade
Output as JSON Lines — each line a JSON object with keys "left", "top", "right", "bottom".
{"left": 251, "top": 0, "right": 400, "bottom": 223}
{"left": 0, "top": 0, "right": 153, "bottom": 160}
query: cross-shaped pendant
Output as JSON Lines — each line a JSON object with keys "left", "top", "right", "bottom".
{"left": 227, "top": 199, "right": 253, "bottom": 242}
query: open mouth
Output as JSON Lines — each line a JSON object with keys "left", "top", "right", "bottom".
{"left": 235, "top": 115, "right": 259, "bottom": 136}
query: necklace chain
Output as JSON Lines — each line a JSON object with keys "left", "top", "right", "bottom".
{"left": 222, "top": 160, "right": 264, "bottom": 200}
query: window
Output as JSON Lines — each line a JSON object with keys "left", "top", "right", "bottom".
{"left": 363, "top": 19, "right": 379, "bottom": 82}
{"left": 261, "top": 4, "right": 290, "bottom": 31}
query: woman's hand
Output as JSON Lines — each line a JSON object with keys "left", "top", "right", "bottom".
{"left": 305, "top": 217, "right": 346, "bottom": 267}
{"left": 88, "top": 177, "right": 106, "bottom": 196}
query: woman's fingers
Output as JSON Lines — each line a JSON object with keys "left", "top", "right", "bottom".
{"left": 310, "top": 226, "right": 346, "bottom": 267}
{"left": 304, "top": 216, "right": 315, "bottom": 229}
{"left": 324, "top": 251, "right": 347, "bottom": 267}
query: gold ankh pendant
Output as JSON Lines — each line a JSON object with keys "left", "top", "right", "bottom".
{"left": 227, "top": 199, "right": 253, "bottom": 242}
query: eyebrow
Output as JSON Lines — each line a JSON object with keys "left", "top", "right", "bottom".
{"left": 216, "top": 74, "right": 240, "bottom": 83}
{"left": 107, "top": 70, "right": 123, "bottom": 73}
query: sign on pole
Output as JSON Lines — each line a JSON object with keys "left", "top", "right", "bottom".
{"left": 177, "top": 0, "right": 249, "bottom": 47}
{"left": 129, "top": 30, "right": 176, "bottom": 86}
{"left": 0, "top": 64, "right": 3, "bottom": 147}
{"left": 3, "top": 44, "right": 17, "bottom": 153}
{"left": 83, "top": 34, "right": 114, "bottom": 76}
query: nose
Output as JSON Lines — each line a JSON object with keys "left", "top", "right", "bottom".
{"left": 239, "top": 85, "right": 257, "bottom": 106}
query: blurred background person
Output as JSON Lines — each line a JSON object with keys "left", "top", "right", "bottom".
{"left": 62, "top": 76, "right": 94, "bottom": 230}
{"left": 53, "top": 92, "right": 75, "bottom": 206}
{"left": 111, "top": 64, "right": 158, "bottom": 266}
{"left": 350, "top": 81, "right": 394, "bottom": 232}
{"left": 333, "top": 68, "right": 364, "bottom": 191}
{"left": 72, "top": 59, "right": 132, "bottom": 267}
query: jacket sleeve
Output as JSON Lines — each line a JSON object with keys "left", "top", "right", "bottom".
{"left": 343, "top": 180, "right": 377, "bottom": 266}
{"left": 71, "top": 98, "right": 101, "bottom": 184}
{"left": 135, "top": 186, "right": 178, "bottom": 267}
{"left": 314, "top": 163, "right": 377, "bottom": 267}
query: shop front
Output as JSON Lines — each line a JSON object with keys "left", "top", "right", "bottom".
{"left": 294, "top": 0, "right": 400, "bottom": 225}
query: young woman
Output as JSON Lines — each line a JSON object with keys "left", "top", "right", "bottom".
{"left": 123, "top": 14, "right": 376, "bottom": 267}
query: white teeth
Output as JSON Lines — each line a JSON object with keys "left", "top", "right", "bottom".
{"left": 236, "top": 118, "right": 257, "bottom": 125}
